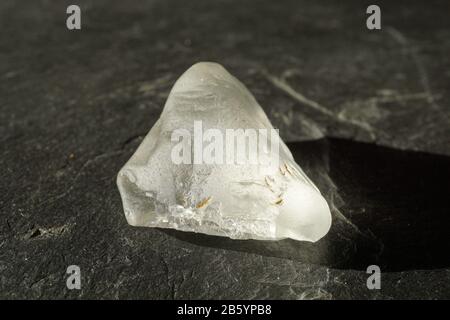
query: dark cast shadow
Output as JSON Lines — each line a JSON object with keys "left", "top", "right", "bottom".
{"left": 162, "top": 138, "right": 450, "bottom": 271}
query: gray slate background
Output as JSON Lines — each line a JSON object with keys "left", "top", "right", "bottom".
{"left": 1, "top": 0, "right": 450, "bottom": 299}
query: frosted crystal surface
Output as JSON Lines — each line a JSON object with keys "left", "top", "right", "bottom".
{"left": 117, "top": 62, "right": 331, "bottom": 242}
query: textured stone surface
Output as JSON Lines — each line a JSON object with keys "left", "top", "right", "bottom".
{"left": 1, "top": 0, "right": 450, "bottom": 299}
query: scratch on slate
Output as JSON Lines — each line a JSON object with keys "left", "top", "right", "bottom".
{"left": 24, "top": 224, "right": 72, "bottom": 240}
{"left": 262, "top": 70, "right": 376, "bottom": 139}
{"left": 386, "top": 27, "right": 438, "bottom": 109}
{"left": 36, "top": 149, "right": 126, "bottom": 208}
{"left": 263, "top": 70, "right": 335, "bottom": 117}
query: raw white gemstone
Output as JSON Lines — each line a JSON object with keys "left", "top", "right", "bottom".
{"left": 117, "top": 62, "right": 331, "bottom": 242}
